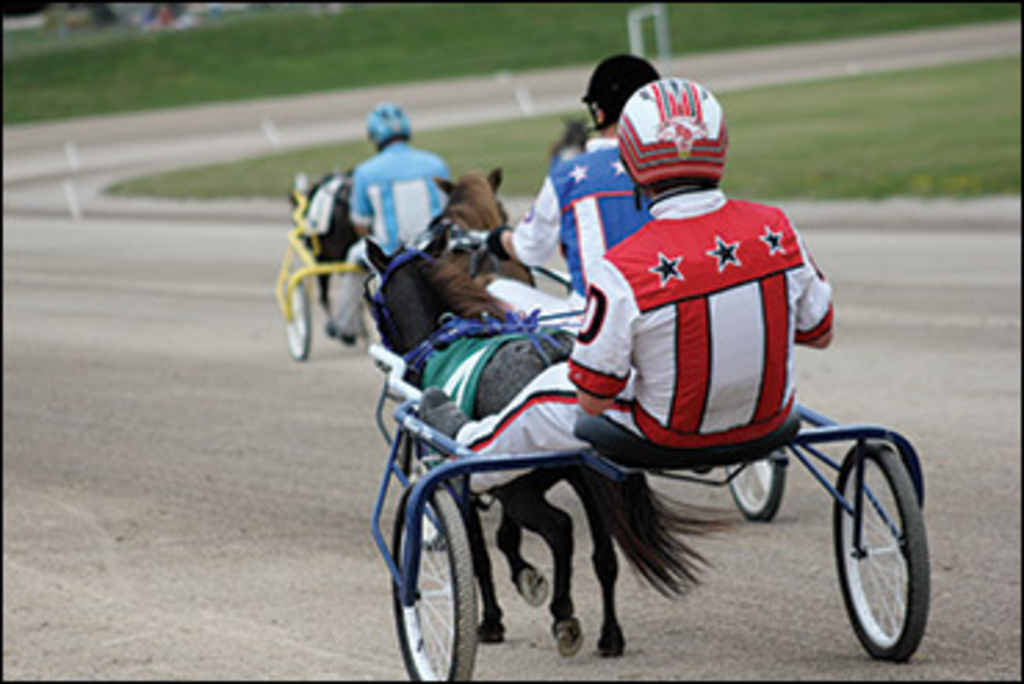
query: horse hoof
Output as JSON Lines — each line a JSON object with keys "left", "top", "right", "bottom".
{"left": 598, "top": 625, "right": 625, "bottom": 657}
{"left": 553, "top": 617, "right": 583, "bottom": 658}
{"left": 477, "top": 620, "right": 505, "bottom": 644}
{"left": 517, "top": 567, "right": 549, "bottom": 607}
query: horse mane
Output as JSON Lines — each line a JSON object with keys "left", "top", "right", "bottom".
{"left": 422, "top": 254, "right": 508, "bottom": 321}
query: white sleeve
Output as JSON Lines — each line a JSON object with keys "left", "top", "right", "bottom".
{"left": 790, "top": 227, "right": 833, "bottom": 333}
{"left": 510, "top": 176, "right": 561, "bottom": 267}
{"left": 568, "top": 259, "right": 637, "bottom": 397}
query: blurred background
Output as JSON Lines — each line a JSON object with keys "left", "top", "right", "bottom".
{"left": 4, "top": 3, "right": 1021, "bottom": 203}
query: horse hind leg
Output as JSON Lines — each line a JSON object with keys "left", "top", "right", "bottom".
{"left": 499, "top": 484, "right": 582, "bottom": 658}
{"left": 570, "top": 469, "right": 625, "bottom": 657}
{"left": 467, "top": 499, "right": 505, "bottom": 643}
{"left": 496, "top": 513, "right": 549, "bottom": 608}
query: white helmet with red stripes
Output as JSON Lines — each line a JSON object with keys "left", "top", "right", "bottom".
{"left": 618, "top": 78, "right": 728, "bottom": 189}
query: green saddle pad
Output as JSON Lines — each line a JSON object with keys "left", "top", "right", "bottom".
{"left": 420, "top": 334, "right": 528, "bottom": 418}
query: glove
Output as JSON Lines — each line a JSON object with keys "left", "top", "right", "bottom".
{"left": 485, "top": 224, "right": 512, "bottom": 261}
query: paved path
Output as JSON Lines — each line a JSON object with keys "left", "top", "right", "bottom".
{"left": 3, "top": 21, "right": 1021, "bottom": 681}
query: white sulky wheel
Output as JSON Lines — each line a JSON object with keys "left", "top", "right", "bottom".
{"left": 286, "top": 278, "right": 312, "bottom": 362}
{"left": 726, "top": 450, "right": 787, "bottom": 522}
{"left": 392, "top": 486, "right": 477, "bottom": 681}
{"left": 833, "top": 442, "right": 929, "bottom": 662}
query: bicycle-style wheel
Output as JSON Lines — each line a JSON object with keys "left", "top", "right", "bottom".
{"left": 833, "top": 442, "right": 929, "bottom": 661}
{"left": 726, "top": 450, "right": 787, "bottom": 521}
{"left": 392, "top": 486, "right": 477, "bottom": 681}
{"left": 286, "top": 278, "right": 312, "bottom": 362}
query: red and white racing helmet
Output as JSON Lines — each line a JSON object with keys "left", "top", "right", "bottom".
{"left": 618, "top": 78, "right": 728, "bottom": 188}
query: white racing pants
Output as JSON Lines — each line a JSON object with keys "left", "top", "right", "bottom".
{"left": 454, "top": 362, "right": 637, "bottom": 493}
{"left": 332, "top": 239, "right": 369, "bottom": 339}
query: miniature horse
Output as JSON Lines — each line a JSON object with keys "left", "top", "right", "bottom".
{"left": 423, "top": 169, "right": 611, "bottom": 654}
{"left": 365, "top": 232, "right": 725, "bottom": 658}
{"left": 293, "top": 171, "right": 360, "bottom": 317}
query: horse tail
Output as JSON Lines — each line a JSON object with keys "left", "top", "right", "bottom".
{"left": 581, "top": 469, "right": 733, "bottom": 597}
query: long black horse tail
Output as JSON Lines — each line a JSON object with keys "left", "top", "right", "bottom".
{"left": 582, "top": 469, "right": 733, "bottom": 597}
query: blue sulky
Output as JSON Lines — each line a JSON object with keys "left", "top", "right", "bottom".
{"left": 368, "top": 342, "right": 930, "bottom": 680}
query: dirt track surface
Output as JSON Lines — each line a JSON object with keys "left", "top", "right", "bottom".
{"left": 4, "top": 22, "right": 1021, "bottom": 680}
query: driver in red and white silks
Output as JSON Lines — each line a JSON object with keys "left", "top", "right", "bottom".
{"left": 454, "top": 78, "right": 833, "bottom": 493}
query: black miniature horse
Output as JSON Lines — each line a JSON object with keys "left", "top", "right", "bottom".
{"left": 413, "top": 169, "right": 610, "bottom": 654}
{"left": 418, "top": 169, "right": 617, "bottom": 655}
{"left": 365, "top": 233, "right": 725, "bottom": 657}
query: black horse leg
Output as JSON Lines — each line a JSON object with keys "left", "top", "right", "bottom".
{"left": 316, "top": 273, "right": 332, "bottom": 315}
{"left": 499, "top": 484, "right": 582, "bottom": 657}
{"left": 496, "top": 511, "right": 548, "bottom": 608}
{"left": 466, "top": 499, "right": 505, "bottom": 643}
{"left": 568, "top": 470, "right": 625, "bottom": 656}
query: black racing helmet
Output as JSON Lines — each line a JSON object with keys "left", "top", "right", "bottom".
{"left": 582, "top": 54, "right": 661, "bottom": 130}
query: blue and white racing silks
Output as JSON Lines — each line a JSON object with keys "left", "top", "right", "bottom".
{"left": 511, "top": 137, "right": 652, "bottom": 298}
{"left": 349, "top": 141, "right": 450, "bottom": 255}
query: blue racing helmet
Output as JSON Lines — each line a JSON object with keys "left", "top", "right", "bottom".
{"left": 367, "top": 103, "right": 411, "bottom": 149}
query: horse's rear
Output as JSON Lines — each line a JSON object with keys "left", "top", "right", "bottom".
{"left": 300, "top": 171, "right": 360, "bottom": 313}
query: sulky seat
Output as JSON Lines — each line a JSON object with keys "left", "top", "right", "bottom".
{"left": 573, "top": 412, "right": 801, "bottom": 471}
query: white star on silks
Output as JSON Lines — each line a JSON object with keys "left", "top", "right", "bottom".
{"left": 569, "top": 164, "right": 589, "bottom": 184}
{"left": 611, "top": 160, "right": 627, "bottom": 176}
{"left": 760, "top": 225, "right": 786, "bottom": 255}
{"left": 649, "top": 252, "right": 684, "bottom": 287}
{"left": 707, "top": 236, "right": 742, "bottom": 273}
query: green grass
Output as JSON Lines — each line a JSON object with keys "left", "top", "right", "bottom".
{"left": 4, "top": 3, "right": 1019, "bottom": 125}
{"left": 724, "top": 57, "right": 1022, "bottom": 199}
{"left": 111, "top": 57, "right": 1021, "bottom": 202}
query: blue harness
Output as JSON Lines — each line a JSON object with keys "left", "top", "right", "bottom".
{"left": 368, "top": 248, "right": 565, "bottom": 385}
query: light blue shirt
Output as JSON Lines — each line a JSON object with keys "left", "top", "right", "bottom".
{"left": 349, "top": 142, "right": 450, "bottom": 254}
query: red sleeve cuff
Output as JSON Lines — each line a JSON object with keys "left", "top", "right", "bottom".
{"left": 568, "top": 359, "right": 628, "bottom": 398}
{"left": 796, "top": 304, "right": 833, "bottom": 344}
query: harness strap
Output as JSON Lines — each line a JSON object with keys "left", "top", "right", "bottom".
{"left": 404, "top": 309, "right": 564, "bottom": 381}
{"left": 368, "top": 246, "right": 569, "bottom": 386}
{"left": 367, "top": 248, "right": 435, "bottom": 351}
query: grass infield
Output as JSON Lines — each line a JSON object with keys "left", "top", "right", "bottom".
{"left": 110, "top": 57, "right": 1021, "bottom": 201}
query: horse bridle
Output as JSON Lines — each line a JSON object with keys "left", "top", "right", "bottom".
{"left": 415, "top": 210, "right": 506, "bottom": 280}
{"left": 364, "top": 247, "right": 436, "bottom": 354}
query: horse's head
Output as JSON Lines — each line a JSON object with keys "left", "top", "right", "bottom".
{"left": 435, "top": 169, "right": 507, "bottom": 232}
{"left": 364, "top": 238, "right": 507, "bottom": 355}
{"left": 430, "top": 168, "right": 533, "bottom": 285}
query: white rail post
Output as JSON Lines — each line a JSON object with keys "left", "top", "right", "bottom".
{"left": 63, "top": 179, "right": 82, "bottom": 221}
{"left": 627, "top": 3, "right": 671, "bottom": 66}
{"left": 261, "top": 118, "right": 282, "bottom": 148}
{"left": 64, "top": 141, "right": 80, "bottom": 173}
